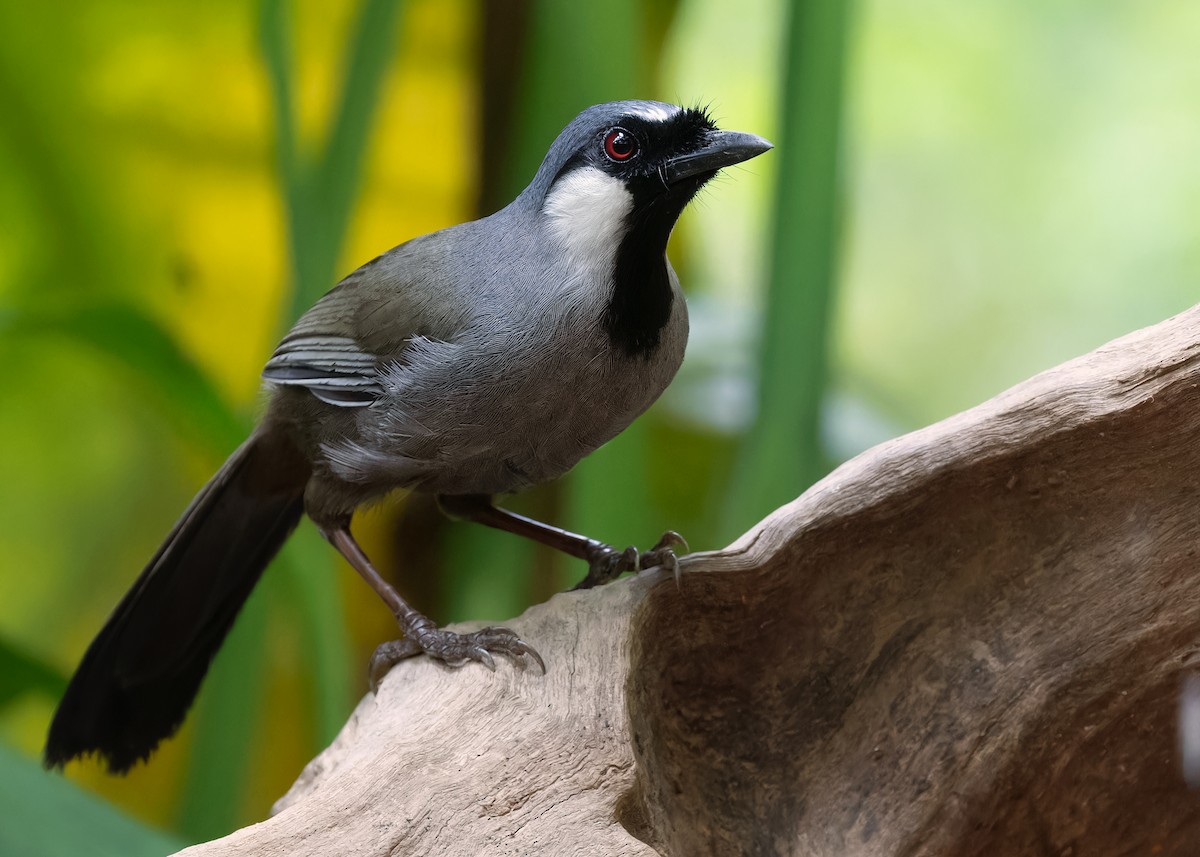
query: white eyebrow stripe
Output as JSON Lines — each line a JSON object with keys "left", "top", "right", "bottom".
{"left": 627, "top": 103, "right": 679, "bottom": 123}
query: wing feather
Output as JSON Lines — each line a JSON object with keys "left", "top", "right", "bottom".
{"left": 261, "top": 238, "right": 470, "bottom": 409}
{"left": 262, "top": 334, "right": 382, "bottom": 408}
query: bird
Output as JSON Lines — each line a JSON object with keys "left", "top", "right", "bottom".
{"left": 44, "top": 100, "right": 772, "bottom": 774}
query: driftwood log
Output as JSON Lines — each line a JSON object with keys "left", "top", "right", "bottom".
{"left": 177, "top": 306, "right": 1200, "bottom": 856}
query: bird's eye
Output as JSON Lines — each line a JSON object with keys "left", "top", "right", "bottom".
{"left": 603, "top": 128, "right": 639, "bottom": 162}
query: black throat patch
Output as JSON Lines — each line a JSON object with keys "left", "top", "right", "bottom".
{"left": 603, "top": 175, "right": 709, "bottom": 358}
{"left": 540, "top": 103, "right": 718, "bottom": 359}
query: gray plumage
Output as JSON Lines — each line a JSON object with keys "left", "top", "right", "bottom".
{"left": 264, "top": 204, "right": 688, "bottom": 505}
{"left": 264, "top": 101, "right": 705, "bottom": 512}
{"left": 46, "top": 99, "right": 771, "bottom": 773}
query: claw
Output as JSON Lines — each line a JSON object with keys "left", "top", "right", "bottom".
{"left": 574, "top": 543, "right": 637, "bottom": 590}
{"left": 660, "top": 550, "right": 682, "bottom": 588}
{"left": 574, "top": 531, "right": 690, "bottom": 590}
{"left": 472, "top": 646, "right": 496, "bottom": 671}
{"left": 639, "top": 546, "right": 681, "bottom": 586}
{"left": 653, "top": 530, "right": 689, "bottom": 554}
{"left": 514, "top": 641, "right": 547, "bottom": 674}
{"left": 637, "top": 530, "right": 689, "bottom": 587}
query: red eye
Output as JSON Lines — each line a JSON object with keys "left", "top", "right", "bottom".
{"left": 603, "top": 127, "right": 638, "bottom": 162}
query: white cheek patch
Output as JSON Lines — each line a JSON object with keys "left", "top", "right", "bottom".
{"left": 543, "top": 167, "right": 633, "bottom": 277}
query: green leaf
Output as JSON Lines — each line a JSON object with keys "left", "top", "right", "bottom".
{"left": 258, "top": 0, "right": 299, "bottom": 195}
{"left": 176, "top": 584, "right": 270, "bottom": 842}
{"left": 0, "top": 300, "right": 246, "bottom": 455}
{"left": 721, "top": 0, "right": 854, "bottom": 541}
{"left": 262, "top": 0, "right": 407, "bottom": 324}
{"left": 0, "top": 637, "right": 66, "bottom": 707}
{"left": 0, "top": 741, "right": 183, "bottom": 857}
{"left": 506, "top": 0, "right": 645, "bottom": 198}
{"left": 310, "top": 0, "right": 405, "bottom": 295}
{"left": 0, "top": 298, "right": 277, "bottom": 835}
{"left": 443, "top": 524, "right": 533, "bottom": 624}
{"left": 280, "top": 526, "right": 353, "bottom": 746}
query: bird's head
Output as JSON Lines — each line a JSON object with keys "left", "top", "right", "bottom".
{"left": 525, "top": 100, "right": 772, "bottom": 265}
{"left": 519, "top": 100, "right": 772, "bottom": 356}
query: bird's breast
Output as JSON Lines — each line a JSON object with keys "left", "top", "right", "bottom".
{"left": 379, "top": 286, "right": 688, "bottom": 496}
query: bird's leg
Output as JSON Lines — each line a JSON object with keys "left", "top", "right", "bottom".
{"left": 437, "top": 494, "right": 688, "bottom": 590}
{"left": 321, "top": 523, "right": 544, "bottom": 685}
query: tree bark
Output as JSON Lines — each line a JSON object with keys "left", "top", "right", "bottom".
{"left": 177, "top": 305, "right": 1200, "bottom": 856}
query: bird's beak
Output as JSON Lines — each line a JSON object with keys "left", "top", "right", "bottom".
{"left": 662, "top": 130, "right": 774, "bottom": 184}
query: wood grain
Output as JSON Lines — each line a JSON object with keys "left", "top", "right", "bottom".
{"left": 178, "top": 305, "right": 1200, "bottom": 856}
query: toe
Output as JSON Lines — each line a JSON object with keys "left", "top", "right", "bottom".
{"left": 464, "top": 627, "right": 545, "bottom": 672}
{"left": 470, "top": 645, "right": 497, "bottom": 670}
{"left": 368, "top": 638, "right": 423, "bottom": 692}
{"left": 653, "top": 530, "right": 689, "bottom": 553}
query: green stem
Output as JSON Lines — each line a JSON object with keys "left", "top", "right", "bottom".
{"left": 721, "top": 0, "right": 854, "bottom": 541}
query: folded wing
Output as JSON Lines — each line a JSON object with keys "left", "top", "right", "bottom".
{"left": 263, "top": 334, "right": 382, "bottom": 407}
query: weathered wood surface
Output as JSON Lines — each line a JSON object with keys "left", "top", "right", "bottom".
{"left": 178, "top": 305, "right": 1200, "bottom": 856}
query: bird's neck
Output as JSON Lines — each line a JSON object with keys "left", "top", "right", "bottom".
{"left": 541, "top": 167, "right": 686, "bottom": 360}
{"left": 604, "top": 202, "right": 679, "bottom": 359}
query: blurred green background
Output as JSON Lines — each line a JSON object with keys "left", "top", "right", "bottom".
{"left": 1, "top": 0, "right": 1198, "bottom": 851}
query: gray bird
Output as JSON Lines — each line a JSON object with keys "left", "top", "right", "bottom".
{"left": 44, "top": 100, "right": 772, "bottom": 773}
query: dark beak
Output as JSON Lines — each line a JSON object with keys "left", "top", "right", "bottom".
{"left": 662, "top": 130, "right": 773, "bottom": 184}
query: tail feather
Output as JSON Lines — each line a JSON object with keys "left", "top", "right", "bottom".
{"left": 44, "top": 432, "right": 307, "bottom": 773}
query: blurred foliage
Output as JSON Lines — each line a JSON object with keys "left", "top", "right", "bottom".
{"left": 721, "top": 0, "right": 852, "bottom": 540}
{"left": 1, "top": 0, "right": 1198, "bottom": 850}
{"left": 0, "top": 742, "right": 183, "bottom": 856}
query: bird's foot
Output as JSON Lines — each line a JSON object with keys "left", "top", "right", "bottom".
{"left": 369, "top": 620, "right": 545, "bottom": 692}
{"left": 573, "top": 530, "right": 689, "bottom": 590}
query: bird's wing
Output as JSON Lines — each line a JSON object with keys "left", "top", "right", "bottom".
{"left": 261, "top": 245, "right": 461, "bottom": 407}
{"left": 262, "top": 330, "right": 383, "bottom": 407}
{"left": 261, "top": 278, "right": 385, "bottom": 407}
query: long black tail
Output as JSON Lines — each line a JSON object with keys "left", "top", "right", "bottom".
{"left": 44, "top": 431, "right": 308, "bottom": 773}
